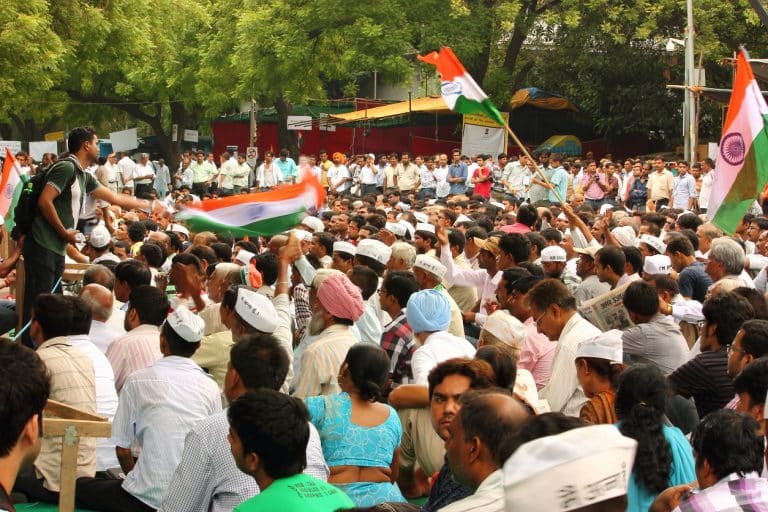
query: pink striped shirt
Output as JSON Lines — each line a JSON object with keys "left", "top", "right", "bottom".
{"left": 106, "top": 324, "right": 162, "bottom": 392}
{"left": 517, "top": 316, "right": 557, "bottom": 390}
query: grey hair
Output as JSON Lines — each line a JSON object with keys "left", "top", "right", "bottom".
{"left": 79, "top": 285, "right": 113, "bottom": 322}
{"left": 390, "top": 242, "right": 417, "bottom": 268}
{"left": 710, "top": 237, "right": 745, "bottom": 275}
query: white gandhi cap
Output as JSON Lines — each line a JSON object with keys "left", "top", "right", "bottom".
{"left": 165, "top": 305, "right": 205, "bottom": 343}
{"left": 235, "top": 287, "right": 278, "bottom": 333}
{"left": 504, "top": 424, "right": 637, "bottom": 511}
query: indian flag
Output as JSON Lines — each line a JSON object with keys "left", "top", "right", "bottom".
{"left": 176, "top": 172, "right": 325, "bottom": 237}
{"left": 0, "top": 148, "right": 22, "bottom": 229}
{"left": 708, "top": 48, "right": 768, "bottom": 234}
{"left": 418, "top": 47, "right": 507, "bottom": 127}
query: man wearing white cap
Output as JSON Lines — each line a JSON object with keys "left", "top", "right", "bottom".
{"left": 412, "top": 254, "right": 465, "bottom": 338}
{"left": 439, "top": 390, "right": 529, "bottom": 512}
{"left": 642, "top": 254, "right": 673, "bottom": 279}
{"left": 86, "top": 225, "right": 120, "bottom": 264}
{"left": 504, "top": 425, "right": 637, "bottom": 511}
{"left": 621, "top": 281, "right": 691, "bottom": 376}
{"left": 639, "top": 234, "right": 666, "bottom": 258}
{"left": 414, "top": 223, "right": 437, "bottom": 256}
{"left": 331, "top": 241, "right": 356, "bottom": 274}
{"left": 527, "top": 279, "right": 601, "bottom": 416}
{"left": 77, "top": 306, "right": 222, "bottom": 512}
{"left": 541, "top": 245, "right": 581, "bottom": 294}
{"left": 301, "top": 215, "right": 325, "bottom": 233}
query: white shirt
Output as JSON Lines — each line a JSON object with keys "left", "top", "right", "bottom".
{"left": 359, "top": 164, "right": 378, "bottom": 185}
{"left": 355, "top": 303, "right": 383, "bottom": 343}
{"left": 117, "top": 156, "right": 136, "bottom": 187}
{"left": 68, "top": 334, "right": 120, "bottom": 471}
{"left": 113, "top": 356, "right": 222, "bottom": 509}
{"left": 256, "top": 162, "right": 283, "bottom": 187}
{"left": 328, "top": 164, "right": 351, "bottom": 191}
{"left": 539, "top": 313, "right": 601, "bottom": 416}
{"left": 439, "top": 469, "right": 503, "bottom": 512}
{"left": 219, "top": 159, "right": 239, "bottom": 189}
{"left": 412, "top": 331, "right": 476, "bottom": 385}
{"left": 439, "top": 243, "right": 500, "bottom": 326}
{"left": 699, "top": 171, "right": 713, "bottom": 209}
{"left": 89, "top": 319, "right": 122, "bottom": 354}
{"left": 134, "top": 162, "right": 155, "bottom": 185}
{"left": 159, "top": 410, "right": 327, "bottom": 512}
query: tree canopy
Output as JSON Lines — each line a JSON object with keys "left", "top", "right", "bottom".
{"left": 1, "top": 0, "right": 767, "bottom": 160}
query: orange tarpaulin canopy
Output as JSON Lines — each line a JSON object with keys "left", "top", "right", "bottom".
{"left": 329, "top": 96, "right": 451, "bottom": 123}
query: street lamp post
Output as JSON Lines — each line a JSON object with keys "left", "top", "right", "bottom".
{"left": 685, "top": 0, "right": 696, "bottom": 164}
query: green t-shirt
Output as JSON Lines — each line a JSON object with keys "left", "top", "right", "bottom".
{"left": 31, "top": 157, "right": 99, "bottom": 255}
{"left": 234, "top": 474, "right": 353, "bottom": 512}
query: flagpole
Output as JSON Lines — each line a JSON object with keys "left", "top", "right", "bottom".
{"left": 501, "top": 122, "right": 566, "bottom": 205}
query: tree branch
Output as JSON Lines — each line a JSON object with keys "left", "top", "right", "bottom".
{"left": 64, "top": 90, "right": 161, "bottom": 127}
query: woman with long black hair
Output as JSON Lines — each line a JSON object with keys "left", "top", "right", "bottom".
{"left": 615, "top": 364, "right": 696, "bottom": 512}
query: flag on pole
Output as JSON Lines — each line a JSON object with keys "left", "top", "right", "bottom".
{"left": 176, "top": 171, "right": 325, "bottom": 237}
{"left": 417, "top": 47, "right": 507, "bottom": 128}
{"left": 708, "top": 48, "right": 768, "bottom": 234}
{"left": 0, "top": 148, "right": 23, "bottom": 227}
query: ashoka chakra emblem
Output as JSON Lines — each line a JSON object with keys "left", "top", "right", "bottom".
{"left": 721, "top": 132, "right": 746, "bottom": 166}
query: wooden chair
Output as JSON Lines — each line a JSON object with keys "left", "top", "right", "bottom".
{"left": 43, "top": 400, "right": 111, "bottom": 512}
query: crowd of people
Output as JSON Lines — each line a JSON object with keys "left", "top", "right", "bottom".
{"left": 4, "top": 126, "right": 768, "bottom": 512}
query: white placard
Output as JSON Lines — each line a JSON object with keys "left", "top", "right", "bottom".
{"left": 318, "top": 113, "right": 336, "bottom": 132}
{"left": 29, "top": 141, "right": 58, "bottom": 161}
{"left": 462, "top": 124, "right": 505, "bottom": 159}
{"left": 708, "top": 142, "right": 719, "bottom": 161}
{"left": 183, "top": 129, "right": 199, "bottom": 143}
{"left": 171, "top": 124, "right": 178, "bottom": 142}
{"left": 0, "top": 141, "right": 22, "bottom": 155}
{"left": 246, "top": 146, "right": 258, "bottom": 167}
{"left": 287, "top": 116, "right": 312, "bottom": 131}
{"left": 109, "top": 128, "right": 139, "bottom": 152}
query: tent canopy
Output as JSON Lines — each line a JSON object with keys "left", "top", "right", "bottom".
{"left": 329, "top": 96, "right": 450, "bottom": 123}
{"left": 535, "top": 135, "right": 582, "bottom": 156}
{"left": 509, "top": 88, "right": 580, "bottom": 112}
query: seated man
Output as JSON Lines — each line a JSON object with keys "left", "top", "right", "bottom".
{"left": 621, "top": 281, "right": 689, "bottom": 376}
{"left": 439, "top": 389, "right": 529, "bottom": 512}
{"left": 292, "top": 273, "right": 364, "bottom": 398}
{"left": 106, "top": 285, "right": 170, "bottom": 391}
{"left": 160, "top": 333, "right": 328, "bottom": 512}
{"left": 650, "top": 409, "right": 768, "bottom": 511}
{"left": 77, "top": 306, "right": 222, "bottom": 511}
{"left": 227, "top": 390, "right": 354, "bottom": 511}
{"left": 0, "top": 341, "right": 51, "bottom": 510}
{"left": 14, "top": 295, "right": 96, "bottom": 504}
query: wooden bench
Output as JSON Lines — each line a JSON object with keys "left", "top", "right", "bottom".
{"left": 43, "top": 400, "right": 111, "bottom": 512}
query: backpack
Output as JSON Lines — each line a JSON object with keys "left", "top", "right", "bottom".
{"left": 12, "top": 159, "right": 77, "bottom": 238}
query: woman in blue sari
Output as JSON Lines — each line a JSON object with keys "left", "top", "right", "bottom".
{"left": 615, "top": 364, "right": 696, "bottom": 512}
{"left": 305, "top": 343, "right": 406, "bottom": 506}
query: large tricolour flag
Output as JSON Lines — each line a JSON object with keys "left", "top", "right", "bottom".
{"left": 708, "top": 48, "right": 768, "bottom": 234}
{"left": 0, "top": 148, "right": 22, "bottom": 226}
{"left": 176, "top": 172, "right": 325, "bottom": 237}
{"left": 417, "top": 47, "right": 507, "bottom": 128}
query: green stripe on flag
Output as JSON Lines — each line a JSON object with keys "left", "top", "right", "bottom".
{"left": 181, "top": 209, "right": 308, "bottom": 238}
{"left": 712, "top": 114, "right": 768, "bottom": 234}
{"left": 454, "top": 96, "right": 507, "bottom": 128}
{"left": 4, "top": 180, "right": 23, "bottom": 232}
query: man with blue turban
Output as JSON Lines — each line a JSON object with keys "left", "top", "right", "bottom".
{"left": 406, "top": 289, "right": 476, "bottom": 388}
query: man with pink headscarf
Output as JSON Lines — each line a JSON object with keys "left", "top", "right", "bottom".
{"left": 292, "top": 273, "right": 364, "bottom": 398}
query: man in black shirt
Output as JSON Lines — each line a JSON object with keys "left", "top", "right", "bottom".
{"left": 669, "top": 292, "right": 754, "bottom": 418}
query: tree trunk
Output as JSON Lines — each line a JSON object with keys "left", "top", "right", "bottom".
{"left": 273, "top": 94, "right": 298, "bottom": 157}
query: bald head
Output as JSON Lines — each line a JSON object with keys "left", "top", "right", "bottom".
{"left": 147, "top": 230, "right": 170, "bottom": 251}
{"left": 207, "top": 262, "right": 242, "bottom": 303}
{"left": 83, "top": 264, "right": 115, "bottom": 291}
{"left": 267, "top": 234, "right": 288, "bottom": 255}
{"left": 79, "top": 283, "right": 114, "bottom": 322}
{"left": 459, "top": 390, "right": 529, "bottom": 467}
